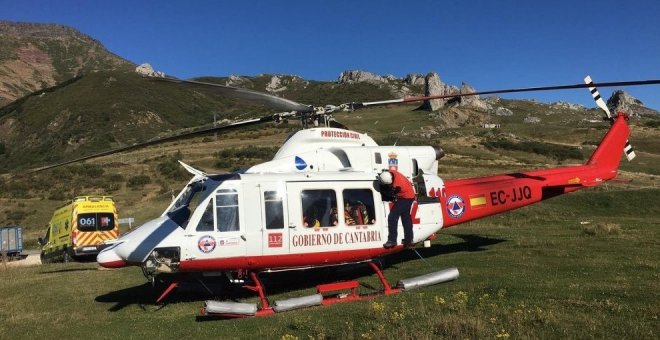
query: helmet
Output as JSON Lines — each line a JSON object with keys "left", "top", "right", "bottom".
{"left": 379, "top": 170, "right": 393, "bottom": 185}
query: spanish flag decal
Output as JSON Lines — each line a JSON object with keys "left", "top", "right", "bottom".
{"left": 469, "top": 194, "right": 487, "bottom": 208}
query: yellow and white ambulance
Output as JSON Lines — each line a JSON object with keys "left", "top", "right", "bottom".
{"left": 39, "top": 196, "right": 120, "bottom": 263}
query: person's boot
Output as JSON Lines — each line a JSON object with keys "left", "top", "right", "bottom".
{"left": 383, "top": 241, "right": 396, "bottom": 249}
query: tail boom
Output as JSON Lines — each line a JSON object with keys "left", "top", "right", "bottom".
{"left": 440, "top": 114, "right": 630, "bottom": 228}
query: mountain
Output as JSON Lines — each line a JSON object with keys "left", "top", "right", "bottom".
{"left": 0, "top": 22, "right": 658, "bottom": 174}
{"left": 0, "top": 21, "right": 134, "bottom": 106}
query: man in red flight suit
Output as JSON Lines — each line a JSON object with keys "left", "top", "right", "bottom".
{"left": 379, "top": 169, "right": 415, "bottom": 249}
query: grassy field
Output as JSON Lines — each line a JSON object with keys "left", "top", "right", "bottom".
{"left": 0, "top": 187, "right": 657, "bottom": 339}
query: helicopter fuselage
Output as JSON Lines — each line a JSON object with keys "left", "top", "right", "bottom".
{"left": 97, "top": 115, "right": 629, "bottom": 279}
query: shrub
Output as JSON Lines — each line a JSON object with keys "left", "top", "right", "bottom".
{"left": 157, "top": 151, "right": 188, "bottom": 180}
{"left": 128, "top": 175, "right": 151, "bottom": 189}
{"left": 482, "top": 139, "right": 583, "bottom": 161}
{"left": 5, "top": 210, "right": 28, "bottom": 223}
{"left": 215, "top": 145, "right": 279, "bottom": 169}
{"left": 582, "top": 223, "right": 622, "bottom": 236}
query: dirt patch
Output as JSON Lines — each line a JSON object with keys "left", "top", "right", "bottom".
{"left": 2, "top": 250, "right": 41, "bottom": 268}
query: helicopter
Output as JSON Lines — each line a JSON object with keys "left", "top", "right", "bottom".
{"left": 33, "top": 68, "right": 660, "bottom": 316}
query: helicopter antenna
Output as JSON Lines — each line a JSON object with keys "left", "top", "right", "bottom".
{"left": 393, "top": 126, "right": 405, "bottom": 146}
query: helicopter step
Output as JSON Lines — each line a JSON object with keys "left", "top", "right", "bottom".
{"left": 200, "top": 261, "right": 459, "bottom": 318}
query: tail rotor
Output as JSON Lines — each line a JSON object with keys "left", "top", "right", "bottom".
{"left": 584, "top": 75, "right": 636, "bottom": 161}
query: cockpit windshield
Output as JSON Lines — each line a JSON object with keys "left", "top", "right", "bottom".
{"left": 168, "top": 179, "right": 208, "bottom": 214}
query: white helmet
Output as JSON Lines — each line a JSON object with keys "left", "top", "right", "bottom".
{"left": 379, "top": 170, "right": 393, "bottom": 185}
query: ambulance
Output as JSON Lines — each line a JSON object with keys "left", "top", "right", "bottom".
{"left": 39, "top": 196, "right": 120, "bottom": 263}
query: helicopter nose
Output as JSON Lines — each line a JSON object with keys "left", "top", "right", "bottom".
{"left": 97, "top": 242, "right": 127, "bottom": 268}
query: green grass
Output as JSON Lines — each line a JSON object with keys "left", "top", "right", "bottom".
{"left": 0, "top": 189, "right": 657, "bottom": 339}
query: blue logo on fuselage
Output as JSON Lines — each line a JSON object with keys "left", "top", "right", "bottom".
{"left": 295, "top": 156, "right": 307, "bottom": 170}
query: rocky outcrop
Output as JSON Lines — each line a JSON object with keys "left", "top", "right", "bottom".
{"left": 421, "top": 72, "right": 456, "bottom": 111}
{"left": 607, "top": 90, "right": 658, "bottom": 117}
{"left": 404, "top": 73, "right": 425, "bottom": 86}
{"left": 338, "top": 70, "right": 387, "bottom": 85}
{"left": 265, "top": 75, "right": 286, "bottom": 93}
{"left": 524, "top": 115, "right": 541, "bottom": 124}
{"left": 225, "top": 75, "right": 252, "bottom": 87}
{"left": 494, "top": 107, "right": 513, "bottom": 116}
{"left": 457, "top": 83, "right": 488, "bottom": 110}
{"left": 420, "top": 73, "right": 488, "bottom": 111}
{"left": 550, "top": 101, "right": 586, "bottom": 111}
{"left": 135, "top": 63, "right": 164, "bottom": 77}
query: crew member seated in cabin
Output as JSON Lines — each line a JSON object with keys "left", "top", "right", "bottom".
{"left": 303, "top": 205, "right": 323, "bottom": 229}
{"left": 344, "top": 202, "right": 356, "bottom": 225}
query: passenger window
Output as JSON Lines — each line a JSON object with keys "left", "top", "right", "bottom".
{"left": 342, "top": 189, "right": 376, "bottom": 225}
{"left": 301, "top": 190, "right": 337, "bottom": 228}
{"left": 216, "top": 189, "right": 239, "bottom": 232}
{"left": 264, "top": 191, "right": 284, "bottom": 229}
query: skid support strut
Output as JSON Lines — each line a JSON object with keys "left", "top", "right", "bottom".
{"left": 368, "top": 261, "right": 400, "bottom": 295}
{"left": 243, "top": 272, "right": 274, "bottom": 315}
{"left": 156, "top": 274, "right": 187, "bottom": 304}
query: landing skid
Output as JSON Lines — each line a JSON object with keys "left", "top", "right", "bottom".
{"left": 201, "top": 261, "right": 459, "bottom": 318}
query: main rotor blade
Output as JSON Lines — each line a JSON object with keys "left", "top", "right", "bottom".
{"left": 353, "top": 79, "right": 660, "bottom": 109}
{"left": 28, "top": 115, "right": 276, "bottom": 173}
{"left": 151, "top": 76, "right": 312, "bottom": 113}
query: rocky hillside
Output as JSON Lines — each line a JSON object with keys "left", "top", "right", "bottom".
{"left": 0, "top": 21, "right": 133, "bottom": 106}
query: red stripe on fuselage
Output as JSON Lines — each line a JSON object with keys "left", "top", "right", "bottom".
{"left": 179, "top": 246, "right": 403, "bottom": 272}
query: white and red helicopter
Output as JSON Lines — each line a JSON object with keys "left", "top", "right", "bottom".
{"left": 35, "top": 71, "right": 659, "bottom": 317}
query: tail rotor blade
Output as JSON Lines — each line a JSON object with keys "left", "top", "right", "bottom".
{"left": 623, "top": 141, "right": 636, "bottom": 161}
{"left": 584, "top": 76, "right": 612, "bottom": 118}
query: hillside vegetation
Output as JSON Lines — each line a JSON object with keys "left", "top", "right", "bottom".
{"left": 0, "top": 21, "right": 133, "bottom": 105}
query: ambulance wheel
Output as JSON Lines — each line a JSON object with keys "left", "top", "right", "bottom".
{"left": 63, "top": 248, "right": 73, "bottom": 263}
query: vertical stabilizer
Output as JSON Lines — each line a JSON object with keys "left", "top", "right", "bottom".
{"left": 586, "top": 114, "right": 630, "bottom": 170}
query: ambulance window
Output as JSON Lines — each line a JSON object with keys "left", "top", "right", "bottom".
{"left": 342, "top": 189, "right": 376, "bottom": 225}
{"left": 77, "top": 213, "right": 116, "bottom": 232}
{"left": 264, "top": 191, "right": 284, "bottom": 229}
{"left": 301, "top": 190, "right": 337, "bottom": 228}
{"left": 216, "top": 189, "right": 239, "bottom": 232}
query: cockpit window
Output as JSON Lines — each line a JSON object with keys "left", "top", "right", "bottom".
{"left": 216, "top": 189, "right": 239, "bottom": 232}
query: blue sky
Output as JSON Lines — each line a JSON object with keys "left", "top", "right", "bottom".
{"left": 3, "top": 0, "right": 660, "bottom": 109}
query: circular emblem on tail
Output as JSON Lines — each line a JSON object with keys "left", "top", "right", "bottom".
{"left": 197, "top": 235, "right": 217, "bottom": 253}
{"left": 446, "top": 194, "right": 466, "bottom": 218}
